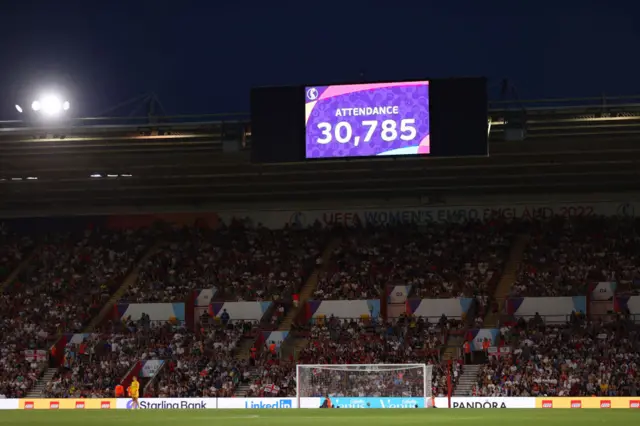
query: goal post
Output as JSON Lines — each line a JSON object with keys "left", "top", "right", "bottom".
{"left": 296, "top": 364, "right": 432, "bottom": 408}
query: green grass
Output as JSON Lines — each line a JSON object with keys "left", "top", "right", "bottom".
{"left": 0, "top": 409, "right": 637, "bottom": 426}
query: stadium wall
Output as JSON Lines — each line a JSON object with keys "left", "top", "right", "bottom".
{"left": 3, "top": 397, "right": 640, "bottom": 410}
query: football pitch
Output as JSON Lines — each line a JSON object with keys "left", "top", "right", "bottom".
{"left": 0, "top": 409, "right": 637, "bottom": 426}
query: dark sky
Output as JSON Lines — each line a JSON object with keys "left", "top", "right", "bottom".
{"left": 0, "top": 1, "right": 638, "bottom": 119}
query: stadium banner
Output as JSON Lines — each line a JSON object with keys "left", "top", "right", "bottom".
{"left": 218, "top": 398, "right": 298, "bottom": 409}
{"left": 388, "top": 285, "right": 412, "bottom": 304}
{"left": 221, "top": 201, "right": 638, "bottom": 229}
{"left": 193, "top": 288, "right": 217, "bottom": 307}
{"left": 115, "top": 398, "right": 217, "bottom": 409}
{"left": 306, "top": 300, "right": 381, "bottom": 321}
{"left": 116, "top": 303, "right": 185, "bottom": 322}
{"left": 506, "top": 297, "right": 586, "bottom": 323}
{"left": 435, "top": 397, "right": 535, "bottom": 408}
{"left": 207, "top": 301, "right": 273, "bottom": 322}
{"left": 19, "top": 399, "right": 115, "bottom": 410}
{"left": 536, "top": 397, "right": 640, "bottom": 409}
{"left": 406, "top": 298, "right": 473, "bottom": 320}
{"left": 467, "top": 329, "right": 499, "bottom": 351}
{"left": 329, "top": 397, "right": 425, "bottom": 408}
{"left": 0, "top": 399, "right": 19, "bottom": 410}
{"left": 591, "top": 282, "right": 616, "bottom": 301}
{"left": 140, "top": 359, "right": 164, "bottom": 378}
{"left": 614, "top": 296, "right": 640, "bottom": 315}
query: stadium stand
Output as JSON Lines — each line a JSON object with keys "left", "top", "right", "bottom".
{"left": 122, "top": 223, "right": 325, "bottom": 303}
{"left": 511, "top": 217, "right": 640, "bottom": 297}
{"left": 0, "top": 230, "right": 34, "bottom": 283}
{"left": 0, "top": 228, "right": 153, "bottom": 398}
{"left": 314, "top": 222, "right": 514, "bottom": 300}
{"left": 472, "top": 313, "right": 640, "bottom": 397}
{"left": 2, "top": 216, "right": 640, "bottom": 399}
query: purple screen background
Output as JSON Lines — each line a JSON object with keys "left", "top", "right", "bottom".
{"left": 305, "top": 82, "right": 430, "bottom": 159}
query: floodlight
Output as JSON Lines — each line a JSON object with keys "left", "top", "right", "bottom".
{"left": 15, "top": 105, "right": 23, "bottom": 113}
{"left": 41, "top": 96, "right": 62, "bottom": 115}
{"left": 30, "top": 94, "right": 71, "bottom": 117}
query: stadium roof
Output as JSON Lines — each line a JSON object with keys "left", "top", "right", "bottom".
{"left": 1, "top": 95, "right": 640, "bottom": 217}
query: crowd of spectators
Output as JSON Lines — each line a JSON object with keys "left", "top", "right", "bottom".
{"left": 0, "top": 228, "right": 152, "bottom": 398}
{"left": 512, "top": 217, "right": 640, "bottom": 297}
{"left": 473, "top": 313, "right": 640, "bottom": 397}
{"left": 314, "top": 222, "right": 513, "bottom": 300}
{"left": 149, "top": 320, "right": 249, "bottom": 397}
{"left": 124, "top": 222, "right": 324, "bottom": 303}
{"left": 0, "top": 228, "right": 34, "bottom": 283}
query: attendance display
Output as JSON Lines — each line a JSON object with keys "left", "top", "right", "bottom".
{"left": 305, "top": 81, "right": 430, "bottom": 159}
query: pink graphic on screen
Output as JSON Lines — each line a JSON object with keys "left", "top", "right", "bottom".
{"left": 305, "top": 81, "right": 430, "bottom": 159}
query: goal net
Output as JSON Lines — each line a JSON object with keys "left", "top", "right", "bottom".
{"left": 296, "top": 364, "right": 432, "bottom": 408}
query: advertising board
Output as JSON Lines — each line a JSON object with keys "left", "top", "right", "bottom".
{"left": 435, "top": 397, "right": 535, "bottom": 408}
{"left": 536, "top": 397, "right": 640, "bottom": 409}
{"left": 115, "top": 398, "right": 217, "bottom": 409}
{"left": 19, "top": 399, "right": 115, "bottom": 410}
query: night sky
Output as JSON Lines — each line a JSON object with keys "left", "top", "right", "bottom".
{"left": 0, "top": 1, "right": 638, "bottom": 119}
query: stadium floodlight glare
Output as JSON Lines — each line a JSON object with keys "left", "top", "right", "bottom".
{"left": 31, "top": 94, "right": 71, "bottom": 116}
{"left": 15, "top": 105, "right": 23, "bottom": 113}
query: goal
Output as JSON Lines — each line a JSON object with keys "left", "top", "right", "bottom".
{"left": 296, "top": 364, "right": 432, "bottom": 408}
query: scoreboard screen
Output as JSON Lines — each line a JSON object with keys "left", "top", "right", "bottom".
{"left": 250, "top": 77, "right": 487, "bottom": 164}
{"left": 304, "top": 81, "right": 430, "bottom": 159}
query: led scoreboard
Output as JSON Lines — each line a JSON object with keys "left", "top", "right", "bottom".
{"left": 251, "top": 77, "right": 487, "bottom": 164}
{"left": 304, "top": 82, "right": 430, "bottom": 159}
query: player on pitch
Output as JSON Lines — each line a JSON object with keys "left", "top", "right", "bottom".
{"left": 129, "top": 376, "right": 140, "bottom": 409}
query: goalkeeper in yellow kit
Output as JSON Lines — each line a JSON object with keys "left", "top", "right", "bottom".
{"left": 129, "top": 376, "right": 140, "bottom": 409}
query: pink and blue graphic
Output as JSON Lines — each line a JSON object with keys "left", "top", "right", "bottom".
{"left": 301, "top": 300, "right": 381, "bottom": 323}
{"left": 305, "top": 81, "right": 430, "bottom": 158}
{"left": 614, "top": 296, "right": 640, "bottom": 314}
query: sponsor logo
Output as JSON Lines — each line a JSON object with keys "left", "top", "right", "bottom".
{"left": 452, "top": 401, "right": 508, "bottom": 408}
{"left": 50, "top": 401, "right": 60, "bottom": 410}
{"left": 75, "top": 401, "right": 85, "bottom": 409}
{"left": 244, "top": 399, "right": 293, "bottom": 409}
{"left": 306, "top": 88, "right": 319, "bottom": 101}
{"left": 541, "top": 400, "right": 553, "bottom": 408}
{"left": 129, "top": 400, "right": 210, "bottom": 409}
{"left": 24, "top": 402, "right": 34, "bottom": 410}
{"left": 630, "top": 400, "right": 640, "bottom": 409}
{"left": 380, "top": 399, "right": 419, "bottom": 408}
{"left": 600, "top": 400, "right": 611, "bottom": 409}
{"left": 101, "top": 401, "right": 111, "bottom": 409}
{"left": 571, "top": 400, "right": 582, "bottom": 408}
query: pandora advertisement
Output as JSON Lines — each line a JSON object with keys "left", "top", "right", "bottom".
{"left": 305, "top": 81, "right": 430, "bottom": 159}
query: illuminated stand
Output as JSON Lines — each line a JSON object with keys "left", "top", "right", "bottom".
{"left": 296, "top": 364, "right": 432, "bottom": 409}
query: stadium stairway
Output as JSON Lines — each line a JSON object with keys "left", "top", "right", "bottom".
{"left": 483, "top": 233, "right": 530, "bottom": 328}
{"left": 442, "top": 335, "right": 466, "bottom": 362}
{"left": 277, "top": 236, "right": 342, "bottom": 332}
{"left": 83, "top": 244, "right": 161, "bottom": 332}
{"left": 0, "top": 244, "right": 40, "bottom": 291}
{"left": 453, "top": 364, "right": 482, "bottom": 396}
{"left": 26, "top": 367, "right": 58, "bottom": 398}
